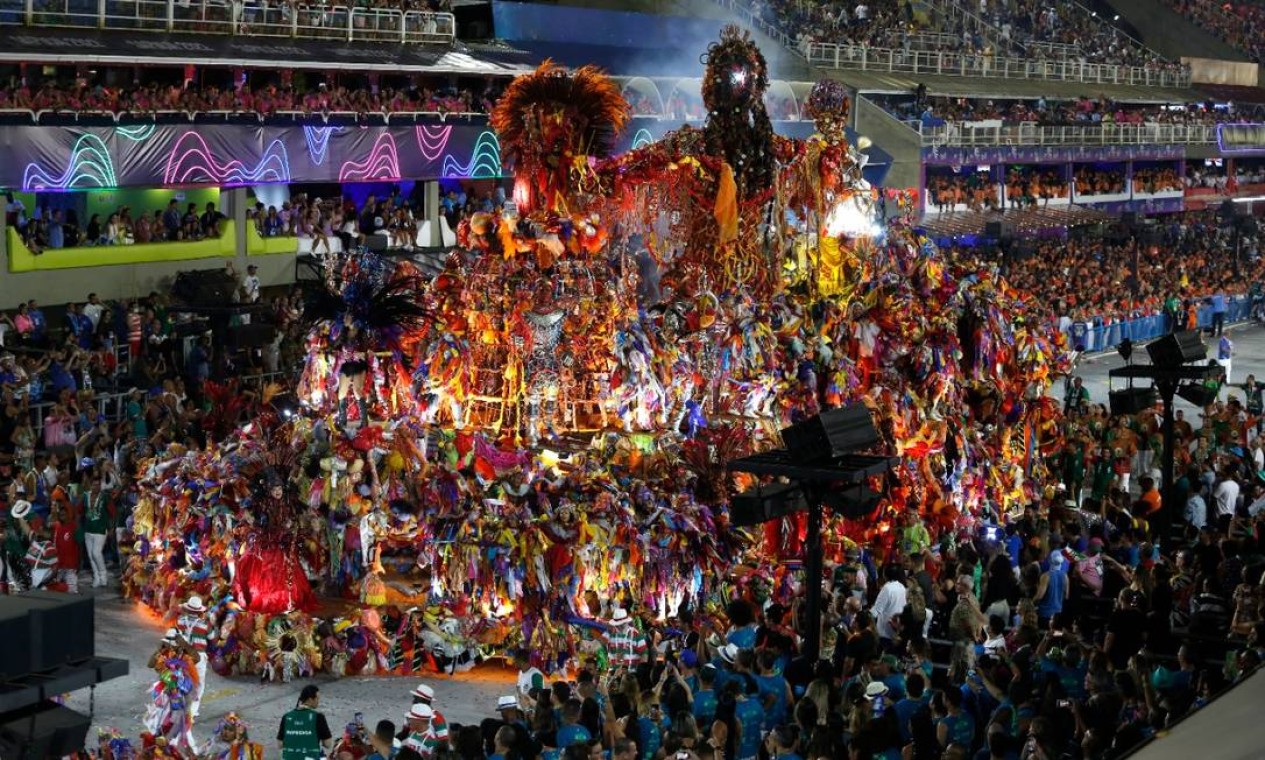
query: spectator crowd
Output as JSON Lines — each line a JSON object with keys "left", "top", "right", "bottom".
{"left": 0, "top": 77, "right": 505, "bottom": 119}
{"left": 742, "top": 0, "right": 1188, "bottom": 75}
{"left": 879, "top": 93, "right": 1252, "bottom": 128}
{"left": 993, "top": 209, "right": 1258, "bottom": 326}
{"left": 1162, "top": 0, "right": 1265, "bottom": 62}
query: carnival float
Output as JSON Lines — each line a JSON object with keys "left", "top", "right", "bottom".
{"left": 122, "top": 27, "right": 1068, "bottom": 679}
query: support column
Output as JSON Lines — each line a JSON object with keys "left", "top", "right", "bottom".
{"left": 425, "top": 180, "right": 441, "bottom": 247}
{"left": 0, "top": 202, "right": 8, "bottom": 302}
{"left": 802, "top": 489, "right": 824, "bottom": 663}
{"left": 223, "top": 187, "right": 249, "bottom": 265}
{"left": 1158, "top": 380, "right": 1177, "bottom": 546}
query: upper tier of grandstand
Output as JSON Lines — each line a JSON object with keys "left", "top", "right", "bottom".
{"left": 0, "top": 0, "right": 458, "bottom": 45}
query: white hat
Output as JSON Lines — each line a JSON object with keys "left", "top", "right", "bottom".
{"left": 609, "top": 608, "right": 632, "bottom": 626}
{"left": 162, "top": 628, "right": 180, "bottom": 643}
{"left": 181, "top": 596, "right": 207, "bottom": 613}
{"left": 705, "top": 632, "right": 724, "bottom": 649}
{"left": 10, "top": 500, "right": 32, "bottom": 519}
{"left": 1063, "top": 499, "right": 1077, "bottom": 508}
{"left": 411, "top": 683, "right": 435, "bottom": 701}
{"left": 865, "top": 681, "right": 889, "bottom": 699}
{"left": 405, "top": 703, "right": 434, "bottom": 721}
{"left": 719, "top": 644, "right": 739, "bottom": 664}
{"left": 497, "top": 695, "right": 519, "bottom": 711}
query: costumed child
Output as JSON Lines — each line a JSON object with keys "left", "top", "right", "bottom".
{"left": 143, "top": 628, "right": 201, "bottom": 755}
{"left": 205, "top": 713, "right": 263, "bottom": 760}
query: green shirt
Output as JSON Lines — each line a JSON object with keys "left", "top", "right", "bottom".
{"left": 83, "top": 491, "right": 110, "bottom": 534}
{"left": 278, "top": 707, "right": 327, "bottom": 760}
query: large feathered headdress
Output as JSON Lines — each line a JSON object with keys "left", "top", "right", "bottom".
{"left": 302, "top": 254, "right": 430, "bottom": 352}
{"left": 490, "top": 60, "right": 629, "bottom": 213}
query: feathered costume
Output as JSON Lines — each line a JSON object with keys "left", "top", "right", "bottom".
{"left": 142, "top": 645, "right": 200, "bottom": 754}
{"left": 300, "top": 255, "right": 431, "bottom": 425}
{"left": 231, "top": 422, "right": 318, "bottom": 614}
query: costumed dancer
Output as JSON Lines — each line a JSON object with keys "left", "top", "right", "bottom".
{"left": 143, "top": 629, "right": 201, "bottom": 755}
{"left": 207, "top": 713, "right": 264, "bottom": 760}
{"left": 232, "top": 467, "right": 316, "bottom": 615}
{"left": 604, "top": 608, "right": 648, "bottom": 669}
{"left": 176, "top": 595, "right": 211, "bottom": 719}
{"left": 409, "top": 683, "right": 451, "bottom": 747}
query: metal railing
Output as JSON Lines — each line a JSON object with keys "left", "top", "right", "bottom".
{"left": 805, "top": 43, "right": 1192, "bottom": 86}
{"left": 921, "top": 0, "right": 1011, "bottom": 51}
{"left": 705, "top": 0, "right": 797, "bottom": 51}
{"left": 6, "top": 0, "right": 455, "bottom": 44}
{"left": 1069, "top": 296, "right": 1251, "bottom": 354}
{"left": 913, "top": 120, "right": 1218, "bottom": 146}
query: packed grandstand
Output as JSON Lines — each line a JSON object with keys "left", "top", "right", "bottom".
{"left": 0, "top": 0, "right": 1263, "bottom": 759}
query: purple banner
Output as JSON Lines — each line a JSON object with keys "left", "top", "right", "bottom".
{"left": 11, "top": 123, "right": 507, "bottom": 191}
{"left": 922, "top": 144, "right": 1186, "bottom": 166}
{"left": 5, "top": 118, "right": 860, "bottom": 191}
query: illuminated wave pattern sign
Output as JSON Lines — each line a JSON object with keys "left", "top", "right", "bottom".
{"left": 8, "top": 118, "right": 820, "bottom": 190}
{"left": 23, "top": 134, "right": 118, "bottom": 191}
{"left": 338, "top": 132, "right": 402, "bottom": 182}
{"left": 14, "top": 123, "right": 516, "bottom": 190}
{"left": 441, "top": 130, "right": 502, "bottom": 179}
{"left": 302, "top": 125, "right": 346, "bottom": 166}
{"left": 164, "top": 132, "right": 293, "bottom": 186}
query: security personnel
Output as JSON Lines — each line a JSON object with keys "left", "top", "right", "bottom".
{"left": 277, "top": 684, "right": 332, "bottom": 760}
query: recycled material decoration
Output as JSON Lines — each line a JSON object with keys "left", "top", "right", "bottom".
{"left": 124, "top": 33, "right": 1069, "bottom": 678}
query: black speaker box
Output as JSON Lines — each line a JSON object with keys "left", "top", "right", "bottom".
{"left": 0, "top": 604, "right": 32, "bottom": 681}
{"left": 1147, "top": 330, "right": 1206, "bottom": 368}
{"left": 823, "top": 484, "right": 883, "bottom": 519}
{"left": 0, "top": 592, "right": 94, "bottom": 676}
{"left": 173, "top": 269, "right": 238, "bottom": 306}
{"left": 1177, "top": 384, "right": 1220, "bottom": 407}
{"left": 1109, "top": 387, "right": 1158, "bottom": 416}
{"left": 0, "top": 702, "right": 91, "bottom": 760}
{"left": 227, "top": 323, "right": 277, "bottom": 349}
{"left": 730, "top": 482, "right": 807, "bottom": 527}
{"left": 781, "top": 405, "right": 879, "bottom": 463}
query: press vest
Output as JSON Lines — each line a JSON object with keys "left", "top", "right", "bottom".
{"left": 280, "top": 707, "right": 323, "bottom": 760}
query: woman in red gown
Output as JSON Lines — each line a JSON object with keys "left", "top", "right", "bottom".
{"left": 232, "top": 469, "right": 317, "bottom": 614}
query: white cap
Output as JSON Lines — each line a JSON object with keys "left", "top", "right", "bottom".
{"left": 497, "top": 695, "right": 518, "bottom": 710}
{"left": 405, "top": 703, "right": 434, "bottom": 721}
{"left": 411, "top": 683, "right": 435, "bottom": 701}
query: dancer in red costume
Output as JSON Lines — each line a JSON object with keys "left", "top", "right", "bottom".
{"left": 232, "top": 468, "right": 317, "bottom": 614}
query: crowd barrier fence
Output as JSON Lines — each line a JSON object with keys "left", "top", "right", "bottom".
{"left": 1065, "top": 296, "right": 1252, "bottom": 354}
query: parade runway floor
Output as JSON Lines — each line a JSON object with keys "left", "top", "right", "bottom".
{"left": 78, "top": 322, "right": 1265, "bottom": 745}
{"left": 72, "top": 587, "right": 513, "bottom": 746}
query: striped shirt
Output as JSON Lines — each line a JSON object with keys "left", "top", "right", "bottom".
{"left": 177, "top": 613, "right": 210, "bottom": 654}
{"left": 607, "top": 626, "right": 648, "bottom": 668}
{"left": 25, "top": 540, "right": 57, "bottom": 571}
{"left": 404, "top": 727, "right": 442, "bottom": 757}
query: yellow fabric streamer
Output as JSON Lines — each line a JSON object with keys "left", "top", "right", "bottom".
{"left": 714, "top": 162, "right": 739, "bottom": 244}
